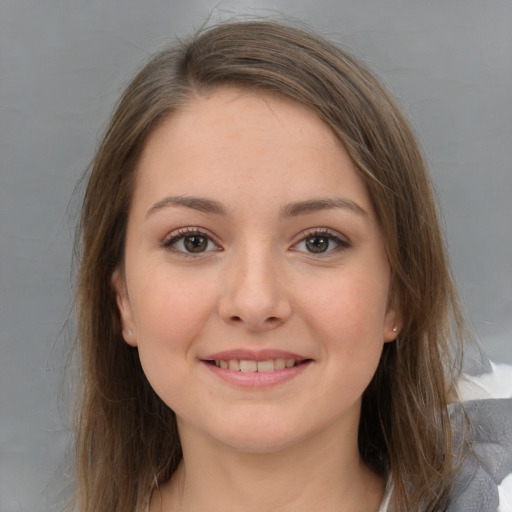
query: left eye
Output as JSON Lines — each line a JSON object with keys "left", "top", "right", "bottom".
{"left": 293, "top": 232, "right": 348, "bottom": 254}
{"left": 163, "top": 231, "right": 219, "bottom": 254}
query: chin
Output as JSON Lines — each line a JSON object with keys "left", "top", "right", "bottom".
{"left": 209, "top": 417, "right": 310, "bottom": 454}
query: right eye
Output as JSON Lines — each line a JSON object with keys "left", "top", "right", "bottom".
{"left": 291, "top": 228, "right": 351, "bottom": 256}
{"left": 162, "top": 229, "right": 220, "bottom": 255}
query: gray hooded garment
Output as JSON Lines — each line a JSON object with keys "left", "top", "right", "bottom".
{"left": 446, "top": 351, "right": 512, "bottom": 511}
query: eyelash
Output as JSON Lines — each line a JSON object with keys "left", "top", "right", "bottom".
{"left": 161, "top": 227, "right": 351, "bottom": 256}
{"left": 161, "top": 227, "right": 221, "bottom": 256}
{"left": 291, "top": 228, "right": 351, "bottom": 256}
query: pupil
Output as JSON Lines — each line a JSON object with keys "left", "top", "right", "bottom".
{"left": 184, "top": 236, "right": 207, "bottom": 253}
{"left": 306, "top": 236, "right": 328, "bottom": 253}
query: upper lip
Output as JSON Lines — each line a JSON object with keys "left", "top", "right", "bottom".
{"left": 202, "top": 349, "right": 309, "bottom": 362}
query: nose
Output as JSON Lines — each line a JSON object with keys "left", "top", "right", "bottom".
{"left": 218, "top": 245, "right": 292, "bottom": 332}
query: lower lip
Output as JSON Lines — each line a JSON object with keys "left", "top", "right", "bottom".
{"left": 202, "top": 361, "right": 312, "bottom": 388}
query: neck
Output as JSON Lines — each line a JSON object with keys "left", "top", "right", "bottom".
{"left": 151, "top": 415, "right": 385, "bottom": 512}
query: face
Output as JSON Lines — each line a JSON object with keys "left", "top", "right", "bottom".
{"left": 113, "top": 88, "right": 399, "bottom": 453}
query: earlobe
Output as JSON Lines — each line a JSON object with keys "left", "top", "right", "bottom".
{"left": 383, "top": 305, "right": 402, "bottom": 343}
{"left": 111, "top": 268, "right": 138, "bottom": 347}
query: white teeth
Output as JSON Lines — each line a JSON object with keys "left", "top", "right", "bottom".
{"left": 257, "top": 360, "right": 274, "bottom": 372}
{"left": 228, "top": 360, "right": 240, "bottom": 371}
{"left": 214, "top": 358, "right": 301, "bottom": 372}
{"left": 274, "top": 358, "right": 286, "bottom": 370}
{"left": 239, "top": 360, "right": 258, "bottom": 372}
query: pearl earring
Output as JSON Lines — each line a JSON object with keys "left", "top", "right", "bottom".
{"left": 392, "top": 326, "right": 398, "bottom": 333}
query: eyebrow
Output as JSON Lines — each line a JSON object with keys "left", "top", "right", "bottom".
{"left": 280, "top": 197, "right": 368, "bottom": 217}
{"left": 146, "top": 195, "right": 367, "bottom": 218}
{"left": 146, "top": 195, "right": 227, "bottom": 218}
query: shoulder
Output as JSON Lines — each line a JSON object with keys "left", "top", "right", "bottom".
{"left": 447, "top": 359, "right": 512, "bottom": 512}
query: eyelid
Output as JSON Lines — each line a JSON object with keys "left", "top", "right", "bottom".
{"left": 290, "top": 227, "right": 351, "bottom": 254}
{"left": 161, "top": 227, "right": 222, "bottom": 254}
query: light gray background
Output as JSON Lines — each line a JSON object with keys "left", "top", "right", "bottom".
{"left": 1, "top": 1, "right": 511, "bottom": 510}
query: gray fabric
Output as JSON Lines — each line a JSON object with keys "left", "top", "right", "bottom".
{"left": 462, "top": 345, "right": 494, "bottom": 377}
{"left": 447, "top": 398, "right": 512, "bottom": 511}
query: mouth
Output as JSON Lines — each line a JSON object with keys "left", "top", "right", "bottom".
{"left": 205, "top": 358, "right": 310, "bottom": 373}
{"left": 201, "top": 351, "right": 312, "bottom": 388}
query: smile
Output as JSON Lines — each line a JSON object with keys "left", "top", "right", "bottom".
{"left": 211, "top": 359, "right": 302, "bottom": 372}
{"left": 202, "top": 350, "right": 312, "bottom": 388}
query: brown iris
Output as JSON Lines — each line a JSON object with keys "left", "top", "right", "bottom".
{"left": 184, "top": 235, "right": 208, "bottom": 253}
{"left": 305, "top": 236, "right": 329, "bottom": 253}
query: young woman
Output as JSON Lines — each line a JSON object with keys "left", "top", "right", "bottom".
{"left": 73, "top": 21, "right": 512, "bottom": 512}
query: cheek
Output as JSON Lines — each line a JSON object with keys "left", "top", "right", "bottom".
{"left": 130, "top": 268, "right": 218, "bottom": 350}
{"left": 130, "top": 273, "right": 219, "bottom": 407}
{"left": 302, "top": 272, "right": 389, "bottom": 357}
{"left": 311, "top": 281, "right": 388, "bottom": 404}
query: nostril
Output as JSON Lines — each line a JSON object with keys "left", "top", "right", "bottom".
{"left": 227, "top": 314, "right": 281, "bottom": 327}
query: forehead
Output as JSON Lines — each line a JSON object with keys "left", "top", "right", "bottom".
{"left": 143, "top": 87, "right": 341, "bottom": 155}
{"left": 133, "top": 87, "right": 372, "bottom": 215}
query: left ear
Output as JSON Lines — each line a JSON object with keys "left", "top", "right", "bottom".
{"left": 111, "top": 268, "right": 138, "bottom": 347}
{"left": 383, "top": 300, "right": 402, "bottom": 343}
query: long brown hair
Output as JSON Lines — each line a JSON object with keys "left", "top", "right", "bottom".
{"left": 75, "top": 20, "right": 465, "bottom": 511}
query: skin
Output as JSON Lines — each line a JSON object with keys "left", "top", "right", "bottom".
{"left": 113, "top": 88, "right": 400, "bottom": 511}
